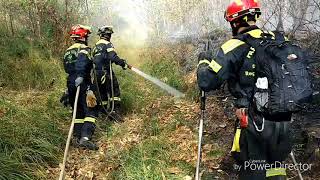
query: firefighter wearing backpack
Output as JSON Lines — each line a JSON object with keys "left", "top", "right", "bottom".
{"left": 197, "top": 0, "right": 312, "bottom": 180}
{"left": 92, "top": 26, "right": 129, "bottom": 120}
{"left": 63, "top": 25, "right": 99, "bottom": 150}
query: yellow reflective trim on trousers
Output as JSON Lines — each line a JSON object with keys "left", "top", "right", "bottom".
{"left": 75, "top": 119, "right": 84, "bottom": 124}
{"left": 110, "top": 97, "right": 121, "bottom": 101}
{"left": 198, "top": 60, "right": 211, "bottom": 67}
{"left": 107, "top": 48, "right": 115, "bottom": 52}
{"left": 266, "top": 168, "right": 287, "bottom": 177}
{"left": 231, "top": 129, "right": 241, "bottom": 152}
{"left": 84, "top": 117, "right": 96, "bottom": 123}
{"left": 221, "top": 39, "right": 245, "bottom": 54}
{"left": 102, "top": 101, "right": 109, "bottom": 106}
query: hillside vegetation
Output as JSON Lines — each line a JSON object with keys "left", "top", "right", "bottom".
{"left": 0, "top": 35, "right": 203, "bottom": 179}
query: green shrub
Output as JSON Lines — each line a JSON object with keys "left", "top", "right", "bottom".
{"left": 0, "top": 51, "right": 64, "bottom": 90}
{"left": 0, "top": 37, "right": 30, "bottom": 58}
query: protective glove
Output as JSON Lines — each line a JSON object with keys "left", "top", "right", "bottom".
{"left": 120, "top": 59, "right": 128, "bottom": 70}
{"left": 75, "top": 77, "right": 84, "bottom": 87}
{"left": 60, "top": 89, "right": 69, "bottom": 107}
{"left": 86, "top": 90, "right": 97, "bottom": 108}
{"left": 122, "top": 64, "right": 128, "bottom": 70}
{"left": 235, "top": 108, "right": 248, "bottom": 128}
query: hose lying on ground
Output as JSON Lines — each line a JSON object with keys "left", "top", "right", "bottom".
{"left": 59, "top": 86, "right": 81, "bottom": 180}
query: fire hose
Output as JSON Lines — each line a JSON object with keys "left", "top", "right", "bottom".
{"left": 92, "top": 63, "right": 116, "bottom": 120}
{"left": 59, "top": 86, "right": 80, "bottom": 180}
{"left": 195, "top": 91, "right": 205, "bottom": 180}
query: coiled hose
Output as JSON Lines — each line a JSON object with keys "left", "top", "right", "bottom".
{"left": 92, "top": 63, "right": 115, "bottom": 119}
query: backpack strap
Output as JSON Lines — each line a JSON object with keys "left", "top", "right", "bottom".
{"left": 272, "top": 31, "right": 286, "bottom": 42}
{"left": 235, "top": 33, "right": 261, "bottom": 50}
{"left": 236, "top": 30, "right": 287, "bottom": 47}
{"left": 234, "top": 32, "right": 270, "bottom": 78}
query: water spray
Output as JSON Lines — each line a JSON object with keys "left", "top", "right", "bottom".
{"left": 127, "top": 64, "right": 185, "bottom": 98}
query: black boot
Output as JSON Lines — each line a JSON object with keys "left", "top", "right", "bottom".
{"left": 79, "top": 137, "right": 98, "bottom": 150}
{"left": 72, "top": 122, "right": 83, "bottom": 148}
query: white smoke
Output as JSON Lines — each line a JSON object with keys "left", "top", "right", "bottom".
{"left": 88, "top": 0, "right": 149, "bottom": 45}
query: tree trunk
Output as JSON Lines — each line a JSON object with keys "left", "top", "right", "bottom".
{"left": 276, "top": 7, "right": 284, "bottom": 32}
{"left": 33, "top": 0, "right": 41, "bottom": 38}
{"left": 85, "top": 0, "right": 89, "bottom": 24}
{"left": 28, "top": 8, "right": 36, "bottom": 36}
{"left": 9, "top": 13, "right": 14, "bottom": 36}
{"left": 291, "top": 0, "right": 310, "bottom": 36}
{"left": 1, "top": 13, "right": 8, "bottom": 35}
{"left": 65, "top": 0, "right": 68, "bottom": 24}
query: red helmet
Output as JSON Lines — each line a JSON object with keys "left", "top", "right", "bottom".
{"left": 225, "top": 0, "right": 261, "bottom": 22}
{"left": 69, "top": 25, "right": 91, "bottom": 39}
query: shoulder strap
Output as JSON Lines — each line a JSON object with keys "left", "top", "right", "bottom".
{"left": 272, "top": 31, "right": 286, "bottom": 42}
{"left": 235, "top": 33, "right": 262, "bottom": 50}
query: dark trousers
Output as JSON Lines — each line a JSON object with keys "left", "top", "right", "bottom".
{"left": 232, "top": 110, "right": 292, "bottom": 180}
{"left": 67, "top": 76, "right": 98, "bottom": 139}
{"left": 95, "top": 70, "right": 121, "bottom": 113}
